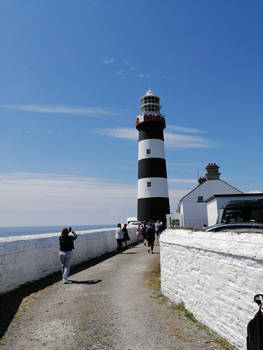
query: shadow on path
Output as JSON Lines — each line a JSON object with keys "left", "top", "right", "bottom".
{"left": 68, "top": 279, "right": 102, "bottom": 284}
{"left": 0, "top": 242, "right": 139, "bottom": 339}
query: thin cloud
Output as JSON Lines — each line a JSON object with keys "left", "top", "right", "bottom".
{"left": 136, "top": 73, "right": 151, "bottom": 79}
{"left": 182, "top": 79, "right": 192, "bottom": 84}
{"left": 98, "top": 127, "right": 214, "bottom": 148}
{"left": 165, "top": 132, "right": 214, "bottom": 148}
{"left": 0, "top": 104, "right": 119, "bottom": 117}
{"left": 116, "top": 70, "right": 152, "bottom": 80}
{"left": 169, "top": 162, "right": 203, "bottom": 168}
{"left": 167, "top": 125, "right": 205, "bottom": 134}
{"left": 107, "top": 57, "right": 151, "bottom": 79}
{"left": 168, "top": 162, "right": 204, "bottom": 174}
{"left": 169, "top": 189, "right": 190, "bottom": 210}
{"left": 102, "top": 57, "right": 116, "bottom": 64}
{"left": 116, "top": 69, "right": 128, "bottom": 79}
{"left": 0, "top": 172, "right": 193, "bottom": 225}
{"left": 97, "top": 128, "right": 137, "bottom": 140}
{"left": 0, "top": 173, "right": 137, "bottom": 226}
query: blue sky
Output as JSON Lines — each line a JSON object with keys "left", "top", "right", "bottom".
{"left": 0, "top": 0, "right": 262, "bottom": 226}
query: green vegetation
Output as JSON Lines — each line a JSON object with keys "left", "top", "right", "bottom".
{"left": 171, "top": 301, "right": 197, "bottom": 322}
{"left": 206, "top": 337, "right": 236, "bottom": 350}
{"left": 146, "top": 263, "right": 161, "bottom": 291}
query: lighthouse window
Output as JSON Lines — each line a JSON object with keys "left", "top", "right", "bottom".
{"left": 147, "top": 149, "right": 151, "bottom": 154}
{"left": 147, "top": 182, "right": 151, "bottom": 188}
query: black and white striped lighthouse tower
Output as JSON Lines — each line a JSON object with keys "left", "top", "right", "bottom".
{"left": 136, "top": 89, "right": 170, "bottom": 222}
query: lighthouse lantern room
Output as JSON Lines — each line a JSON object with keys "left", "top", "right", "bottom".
{"left": 136, "top": 89, "right": 170, "bottom": 222}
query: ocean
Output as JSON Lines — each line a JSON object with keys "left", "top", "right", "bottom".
{"left": 0, "top": 225, "right": 115, "bottom": 238}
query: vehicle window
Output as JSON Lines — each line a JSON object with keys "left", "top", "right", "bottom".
{"left": 223, "top": 207, "right": 263, "bottom": 224}
{"left": 251, "top": 208, "right": 263, "bottom": 223}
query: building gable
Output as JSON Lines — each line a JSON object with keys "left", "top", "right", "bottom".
{"left": 179, "top": 179, "right": 242, "bottom": 207}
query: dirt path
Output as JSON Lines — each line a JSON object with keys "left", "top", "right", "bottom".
{"left": 0, "top": 243, "right": 232, "bottom": 350}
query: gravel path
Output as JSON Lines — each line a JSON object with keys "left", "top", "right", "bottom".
{"left": 0, "top": 243, "right": 232, "bottom": 350}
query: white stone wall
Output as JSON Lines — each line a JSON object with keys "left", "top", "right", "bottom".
{"left": 0, "top": 227, "right": 137, "bottom": 294}
{"left": 160, "top": 229, "right": 263, "bottom": 350}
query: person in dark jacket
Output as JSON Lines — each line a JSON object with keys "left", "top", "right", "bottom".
{"left": 122, "top": 224, "right": 130, "bottom": 247}
{"left": 146, "top": 222, "right": 155, "bottom": 254}
{"left": 140, "top": 222, "right": 147, "bottom": 246}
{"left": 247, "top": 295, "right": 263, "bottom": 350}
{"left": 59, "top": 227, "right": 77, "bottom": 284}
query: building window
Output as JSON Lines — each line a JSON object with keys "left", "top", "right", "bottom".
{"left": 197, "top": 196, "right": 204, "bottom": 202}
{"left": 147, "top": 182, "right": 151, "bottom": 188}
{"left": 147, "top": 149, "right": 151, "bottom": 154}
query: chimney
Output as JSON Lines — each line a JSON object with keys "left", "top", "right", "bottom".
{"left": 198, "top": 176, "right": 206, "bottom": 185}
{"left": 205, "top": 163, "right": 221, "bottom": 180}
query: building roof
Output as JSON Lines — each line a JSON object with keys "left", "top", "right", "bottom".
{"left": 205, "top": 192, "right": 263, "bottom": 203}
{"left": 178, "top": 179, "right": 242, "bottom": 206}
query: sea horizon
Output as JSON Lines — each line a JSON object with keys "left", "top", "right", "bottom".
{"left": 0, "top": 224, "right": 115, "bottom": 238}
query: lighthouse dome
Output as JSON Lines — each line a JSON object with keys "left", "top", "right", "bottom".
{"left": 139, "top": 90, "right": 161, "bottom": 115}
{"left": 146, "top": 89, "right": 154, "bottom": 96}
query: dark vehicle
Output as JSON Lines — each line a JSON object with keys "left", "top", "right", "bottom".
{"left": 206, "top": 199, "right": 263, "bottom": 232}
{"left": 206, "top": 222, "right": 263, "bottom": 232}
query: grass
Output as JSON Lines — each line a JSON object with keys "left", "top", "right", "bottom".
{"left": 146, "top": 263, "right": 161, "bottom": 291}
{"left": 212, "top": 338, "right": 236, "bottom": 349}
{"left": 171, "top": 301, "right": 197, "bottom": 323}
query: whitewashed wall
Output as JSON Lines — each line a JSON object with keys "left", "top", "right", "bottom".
{"left": 207, "top": 198, "right": 219, "bottom": 226}
{"left": 0, "top": 227, "right": 137, "bottom": 294}
{"left": 160, "top": 229, "right": 263, "bottom": 350}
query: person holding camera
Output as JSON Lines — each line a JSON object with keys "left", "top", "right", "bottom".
{"left": 115, "top": 223, "right": 123, "bottom": 252}
{"left": 247, "top": 294, "right": 263, "bottom": 349}
{"left": 59, "top": 227, "right": 77, "bottom": 284}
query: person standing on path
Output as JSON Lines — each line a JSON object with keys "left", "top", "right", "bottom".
{"left": 146, "top": 221, "right": 155, "bottom": 254}
{"left": 115, "top": 223, "right": 123, "bottom": 252}
{"left": 140, "top": 222, "right": 147, "bottom": 246}
{"left": 155, "top": 220, "right": 160, "bottom": 243}
{"left": 59, "top": 227, "right": 77, "bottom": 284}
{"left": 122, "top": 224, "right": 130, "bottom": 248}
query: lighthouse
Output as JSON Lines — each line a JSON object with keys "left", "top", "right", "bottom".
{"left": 136, "top": 89, "right": 170, "bottom": 222}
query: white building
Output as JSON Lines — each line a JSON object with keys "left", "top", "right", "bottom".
{"left": 174, "top": 163, "right": 242, "bottom": 229}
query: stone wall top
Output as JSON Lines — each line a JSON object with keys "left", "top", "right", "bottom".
{"left": 0, "top": 228, "right": 117, "bottom": 255}
{"left": 161, "top": 229, "right": 263, "bottom": 261}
